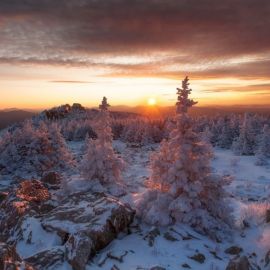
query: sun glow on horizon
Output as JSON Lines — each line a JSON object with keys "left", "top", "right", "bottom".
{"left": 148, "top": 97, "right": 157, "bottom": 106}
{"left": 0, "top": 64, "right": 270, "bottom": 109}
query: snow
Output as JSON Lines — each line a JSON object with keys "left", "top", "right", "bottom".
{"left": 17, "top": 217, "right": 62, "bottom": 259}
{"left": 83, "top": 144, "right": 270, "bottom": 270}
{"left": 2, "top": 130, "right": 270, "bottom": 269}
{"left": 1, "top": 96, "right": 269, "bottom": 270}
{"left": 88, "top": 224, "right": 230, "bottom": 270}
{"left": 213, "top": 148, "right": 270, "bottom": 201}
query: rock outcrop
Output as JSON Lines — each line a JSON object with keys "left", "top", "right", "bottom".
{"left": 0, "top": 180, "right": 51, "bottom": 242}
{"left": 225, "top": 246, "right": 243, "bottom": 255}
{"left": 41, "top": 172, "right": 62, "bottom": 190}
{"left": 0, "top": 242, "right": 34, "bottom": 270}
{"left": 0, "top": 180, "right": 135, "bottom": 270}
{"left": 225, "top": 256, "right": 250, "bottom": 270}
{"left": 25, "top": 247, "right": 65, "bottom": 270}
{"left": 42, "top": 191, "right": 135, "bottom": 270}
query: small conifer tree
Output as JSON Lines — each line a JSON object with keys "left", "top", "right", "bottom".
{"left": 138, "top": 77, "right": 232, "bottom": 238}
{"left": 255, "top": 124, "right": 270, "bottom": 166}
{"left": 80, "top": 97, "right": 124, "bottom": 186}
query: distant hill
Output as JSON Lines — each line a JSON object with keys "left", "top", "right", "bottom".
{"left": 0, "top": 105, "right": 268, "bottom": 131}
{"left": 111, "top": 105, "right": 270, "bottom": 118}
{"left": 0, "top": 110, "right": 36, "bottom": 130}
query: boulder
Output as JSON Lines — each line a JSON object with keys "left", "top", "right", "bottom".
{"left": 0, "top": 242, "right": 34, "bottom": 270}
{"left": 266, "top": 209, "right": 270, "bottom": 223}
{"left": 0, "top": 180, "right": 51, "bottom": 242}
{"left": 41, "top": 172, "right": 61, "bottom": 190}
{"left": 0, "top": 183, "right": 135, "bottom": 270}
{"left": 42, "top": 192, "right": 135, "bottom": 270}
{"left": 150, "top": 267, "right": 166, "bottom": 270}
{"left": 144, "top": 227, "right": 160, "bottom": 247}
{"left": 163, "top": 231, "right": 178, "bottom": 242}
{"left": 25, "top": 247, "right": 65, "bottom": 270}
{"left": 189, "top": 253, "right": 206, "bottom": 264}
{"left": 0, "top": 191, "right": 7, "bottom": 202}
{"left": 16, "top": 180, "right": 50, "bottom": 203}
{"left": 265, "top": 250, "right": 270, "bottom": 267}
{"left": 72, "top": 103, "right": 85, "bottom": 112}
{"left": 225, "top": 246, "right": 243, "bottom": 255}
{"left": 225, "top": 256, "right": 250, "bottom": 270}
{"left": 65, "top": 232, "right": 93, "bottom": 270}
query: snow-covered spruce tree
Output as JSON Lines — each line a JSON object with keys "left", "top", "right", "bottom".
{"left": 217, "top": 116, "right": 235, "bottom": 149}
{"left": 138, "top": 76, "right": 232, "bottom": 238}
{"left": 46, "top": 122, "right": 75, "bottom": 169}
{"left": 0, "top": 120, "right": 74, "bottom": 177}
{"left": 232, "top": 113, "right": 257, "bottom": 155}
{"left": 121, "top": 122, "right": 136, "bottom": 143}
{"left": 201, "top": 126, "right": 213, "bottom": 144}
{"left": 80, "top": 97, "right": 124, "bottom": 186}
{"left": 255, "top": 124, "right": 270, "bottom": 166}
{"left": 210, "top": 117, "right": 225, "bottom": 146}
{"left": 120, "top": 119, "right": 164, "bottom": 145}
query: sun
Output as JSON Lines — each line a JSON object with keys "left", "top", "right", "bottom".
{"left": 147, "top": 97, "right": 157, "bottom": 106}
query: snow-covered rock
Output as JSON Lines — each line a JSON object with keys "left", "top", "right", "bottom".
{"left": 41, "top": 172, "right": 62, "bottom": 190}
{"left": 0, "top": 180, "right": 51, "bottom": 242}
{"left": 25, "top": 247, "right": 66, "bottom": 270}
{"left": 0, "top": 179, "right": 135, "bottom": 270}
{"left": 0, "top": 242, "right": 34, "bottom": 270}
{"left": 41, "top": 192, "right": 135, "bottom": 269}
{"left": 225, "top": 256, "right": 250, "bottom": 270}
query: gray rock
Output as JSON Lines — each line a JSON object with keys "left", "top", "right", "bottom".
{"left": 0, "top": 180, "right": 51, "bottom": 242}
{"left": 42, "top": 192, "right": 135, "bottom": 270}
{"left": 0, "top": 242, "right": 34, "bottom": 270}
{"left": 0, "top": 191, "right": 7, "bottom": 203}
{"left": 144, "top": 227, "right": 160, "bottom": 247}
{"left": 225, "top": 246, "right": 243, "bottom": 255}
{"left": 225, "top": 256, "right": 250, "bottom": 270}
{"left": 0, "top": 183, "right": 135, "bottom": 270}
{"left": 265, "top": 250, "right": 270, "bottom": 267}
{"left": 266, "top": 209, "right": 270, "bottom": 223}
{"left": 150, "top": 266, "right": 166, "bottom": 270}
{"left": 189, "top": 253, "right": 206, "bottom": 264}
{"left": 163, "top": 232, "right": 178, "bottom": 242}
{"left": 25, "top": 247, "right": 65, "bottom": 270}
{"left": 66, "top": 232, "right": 93, "bottom": 270}
{"left": 41, "top": 172, "right": 61, "bottom": 190}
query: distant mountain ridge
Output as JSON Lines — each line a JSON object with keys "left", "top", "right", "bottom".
{"left": 0, "top": 110, "right": 36, "bottom": 130}
{"left": 0, "top": 104, "right": 269, "bottom": 130}
{"left": 111, "top": 104, "right": 270, "bottom": 117}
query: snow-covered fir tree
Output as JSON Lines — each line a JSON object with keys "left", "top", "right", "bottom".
{"left": 47, "top": 122, "right": 75, "bottom": 169}
{"left": 96, "top": 96, "right": 113, "bottom": 145}
{"left": 138, "top": 76, "right": 232, "bottom": 238}
{"left": 255, "top": 124, "right": 270, "bottom": 166}
{"left": 232, "top": 113, "right": 257, "bottom": 155}
{"left": 0, "top": 120, "right": 74, "bottom": 177}
{"left": 80, "top": 97, "right": 124, "bottom": 186}
{"left": 60, "top": 115, "right": 96, "bottom": 141}
{"left": 120, "top": 119, "right": 164, "bottom": 145}
{"left": 201, "top": 126, "right": 213, "bottom": 144}
{"left": 210, "top": 117, "right": 225, "bottom": 146}
{"left": 217, "top": 116, "right": 235, "bottom": 149}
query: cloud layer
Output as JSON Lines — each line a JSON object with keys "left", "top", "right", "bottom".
{"left": 0, "top": 0, "right": 270, "bottom": 87}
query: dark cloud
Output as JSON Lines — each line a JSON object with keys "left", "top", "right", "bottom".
{"left": 96, "top": 58, "right": 270, "bottom": 80}
{"left": 0, "top": 0, "right": 270, "bottom": 79}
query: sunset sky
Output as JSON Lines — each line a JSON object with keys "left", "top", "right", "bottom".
{"left": 0, "top": 0, "right": 270, "bottom": 109}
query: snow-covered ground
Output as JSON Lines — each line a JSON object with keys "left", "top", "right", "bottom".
{"left": 63, "top": 141, "right": 270, "bottom": 269}
{"left": 1, "top": 138, "right": 269, "bottom": 269}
